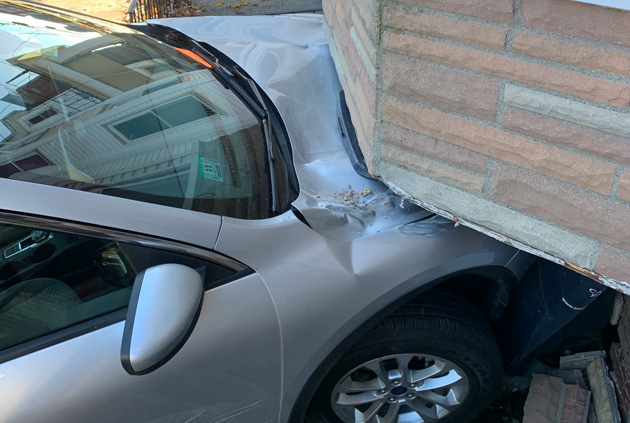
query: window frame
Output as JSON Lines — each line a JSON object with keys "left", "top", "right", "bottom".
{"left": 107, "top": 94, "right": 220, "bottom": 143}
{"left": 0, "top": 152, "right": 51, "bottom": 177}
{"left": 14, "top": 152, "right": 51, "bottom": 171}
{"left": 0, "top": 210, "right": 251, "bottom": 365}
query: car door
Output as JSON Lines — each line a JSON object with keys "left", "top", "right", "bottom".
{"left": 0, "top": 213, "right": 282, "bottom": 423}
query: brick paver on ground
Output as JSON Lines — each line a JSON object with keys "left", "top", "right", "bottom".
{"left": 587, "top": 357, "right": 622, "bottom": 423}
{"left": 523, "top": 373, "right": 593, "bottom": 423}
{"left": 523, "top": 374, "right": 566, "bottom": 423}
{"left": 610, "top": 344, "right": 630, "bottom": 423}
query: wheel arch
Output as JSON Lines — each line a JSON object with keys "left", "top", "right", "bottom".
{"left": 290, "top": 265, "right": 518, "bottom": 423}
{"left": 419, "top": 267, "right": 515, "bottom": 321}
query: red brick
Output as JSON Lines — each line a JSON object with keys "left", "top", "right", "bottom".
{"left": 342, "top": 42, "right": 366, "bottom": 85}
{"left": 383, "top": 54, "right": 499, "bottom": 121}
{"left": 523, "top": 374, "right": 565, "bottom": 423}
{"left": 331, "top": 0, "right": 352, "bottom": 43}
{"left": 348, "top": 86, "right": 376, "bottom": 140}
{"left": 326, "top": 10, "right": 341, "bottom": 36}
{"left": 560, "top": 384, "right": 590, "bottom": 423}
{"left": 586, "top": 357, "right": 620, "bottom": 423}
{"left": 323, "top": 0, "right": 336, "bottom": 14}
{"left": 345, "top": 90, "right": 375, "bottom": 172}
{"left": 381, "top": 123, "right": 488, "bottom": 173}
{"left": 396, "top": 0, "right": 514, "bottom": 23}
{"left": 384, "top": 31, "right": 630, "bottom": 107}
{"left": 355, "top": 61, "right": 377, "bottom": 114}
{"left": 490, "top": 164, "right": 630, "bottom": 251}
{"left": 382, "top": 143, "right": 486, "bottom": 192}
{"left": 334, "top": 0, "right": 352, "bottom": 23}
{"left": 610, "top": 344, "right": 630, "bottom": 423}
{"left": 352, "top": 8, "right": 378, "bottom": 66}
{"left": 383, "top": 97, "right": 617, "bottom": 194}
{"left": 384, "top": 7, "right": 507, "bottom": 50}
{"left": 354, "top": 87, "right": 376, "bottom": 134}
{"left": 347, "top": 59, "right": 378, "bottom": 129}
{"left": 502, "top": 109, "right": 630, "bottom": 165}
{"left": 322, "top": 0, "right": 335, "bottom": 18}
{"left": 326, "top": 0, "right": 345, "bottom": 32}
{"left": 595, "top": 248, "right": 630, "bottom": 286}
{"left": 619, "top": 171, "right": 630, "bottom": 203}
{"left": 513, "top": 32, "right": 630, "bottom": 77}
{"left": 354, "top": 0, "right": 380, "bottom": 43}
{"left": 522, "top": 0, "right": 630, "bottom": 49}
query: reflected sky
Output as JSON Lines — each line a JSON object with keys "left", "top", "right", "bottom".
{"left": 0, "top": 11, "right": 99, "bottom": 139}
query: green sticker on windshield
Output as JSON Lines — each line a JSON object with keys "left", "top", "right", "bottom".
{"left": 198, "top": 157, "right": 224, "bottom": 182}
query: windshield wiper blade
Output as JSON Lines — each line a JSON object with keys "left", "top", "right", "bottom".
{"left": 135, "top": 24, "right": 266, "bottom": 119}
{"left": 135, "top": 23, "right": 278, "bottom": 214}
{"left": 188, "top": 41, "right": 277, "bottom": 214}
{"left": 187, "top": 42, "right": 266, "bottom": 119}
{"left": 231, "top": 66, "right": 277, "bottom": 214}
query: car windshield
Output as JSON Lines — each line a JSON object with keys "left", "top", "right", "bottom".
{"left": 0, "top": 3, "right": 293, "bottom": 219}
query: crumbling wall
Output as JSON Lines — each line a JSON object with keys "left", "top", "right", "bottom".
{"left": 323, "top": 0, "right": 630, "bottom": 292}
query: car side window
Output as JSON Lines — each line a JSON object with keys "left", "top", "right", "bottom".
{"left": 0, "top": 222, "right": 237, "bottom": 354}
{"left": 0, "top": 223, "right": 135, "bottom": 352}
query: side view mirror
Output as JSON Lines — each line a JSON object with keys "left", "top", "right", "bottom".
{"left": 121, "top": 263, "right": 204, "bottom": 375}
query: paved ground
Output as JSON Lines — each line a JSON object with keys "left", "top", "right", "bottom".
{"left": 36, "top": 0, "right": 129, "bottom": 21}
{"left": 32, "top": 0, "right": 321, "bottom": 22}
{"left": 195, "top": 0, "right": 322, "bottom": 15}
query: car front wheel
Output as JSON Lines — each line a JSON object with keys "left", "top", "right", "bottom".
{"left": 306, "top": 291, "right": 502, "bottom": 423}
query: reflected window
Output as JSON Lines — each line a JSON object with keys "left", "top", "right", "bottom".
{"left": 27, "top": 108, "right": 57, "bottom": 125}
{"left": 0, "top": 164, "right": 20, "bottom": 178}
{"left": 0, "top": 154, "right": 49, "bottom": 177}
{"left": 112, "top": 96, "right": 217, "bottom": 141}
{"left": 15, "top": 153, "right": 50, "bottom": 171}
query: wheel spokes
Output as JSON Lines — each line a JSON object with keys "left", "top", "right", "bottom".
{"left": 336, "top": 391, "right": 383, "bottom": 406}
{"left": 339, "top": 375, "right": 386, "bottom": 393}
{"left": 416, "top": 389, "right": 461, "bottom": 408}
{"left": 363, "top": 360, "right": 390, "bottom": 385}
{"left": 414, "top": 370, "right": 463, "bottom": 391}
{"left": 408, "top": 360, "right": 446, "bottom": 384}
{"left": 405, "top": 398, "right": 449, "bottom": 422}
{"left": 374, "top": 402, "right": 400, "bottom": 423}
{"left": 354, "top": 400, "right": 384, "bottom": 423}
{"left": 330, "top": 354, "right": 470, "bottom": 423}
{"left": 393, "top": 355, "right": 414, "bottom": 383}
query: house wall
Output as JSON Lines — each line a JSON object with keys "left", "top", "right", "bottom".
{"left": 323, "top": 0, "right": 630, "bottom": 292}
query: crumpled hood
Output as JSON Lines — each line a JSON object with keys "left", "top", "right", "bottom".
{"left": 152, "top": 14, "right": 429, "bottom": 239}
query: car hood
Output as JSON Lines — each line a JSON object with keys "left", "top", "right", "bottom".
{"left": 152, "top": 14, "right": 430, "bottom": 240}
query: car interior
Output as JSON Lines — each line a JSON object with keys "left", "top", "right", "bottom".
{"left": 0, "top": 224, "right": 134, "bottom": 352}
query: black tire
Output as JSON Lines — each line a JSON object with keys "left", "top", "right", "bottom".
{"left": 306, "top": 291, "right": 502, "bottom": 423}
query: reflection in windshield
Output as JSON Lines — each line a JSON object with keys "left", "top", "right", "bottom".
{"left": 0, "top": 4, "right": 272, "bottom": 219}
{"left": 0, "top": 7, "right": 101, "bottom": 139}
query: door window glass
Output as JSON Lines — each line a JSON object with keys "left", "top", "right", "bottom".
{"left": 0, "top": 223, "right": 134, "bottom": 351}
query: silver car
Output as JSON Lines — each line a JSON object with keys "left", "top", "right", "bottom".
{"left": 0, "top": 3, "right": 538, "bottom": 423}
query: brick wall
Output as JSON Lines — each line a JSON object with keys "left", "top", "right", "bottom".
{"left": 323, "top": 0, "right": 630, "bottom": 293}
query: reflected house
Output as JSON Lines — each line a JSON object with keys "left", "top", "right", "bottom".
{"left": 0, "top": 31, "right": 267, "bottom": 217}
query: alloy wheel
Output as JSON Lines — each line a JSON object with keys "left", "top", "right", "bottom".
{"left": 330, "top": 353, "right": 470, "bottom": 423}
